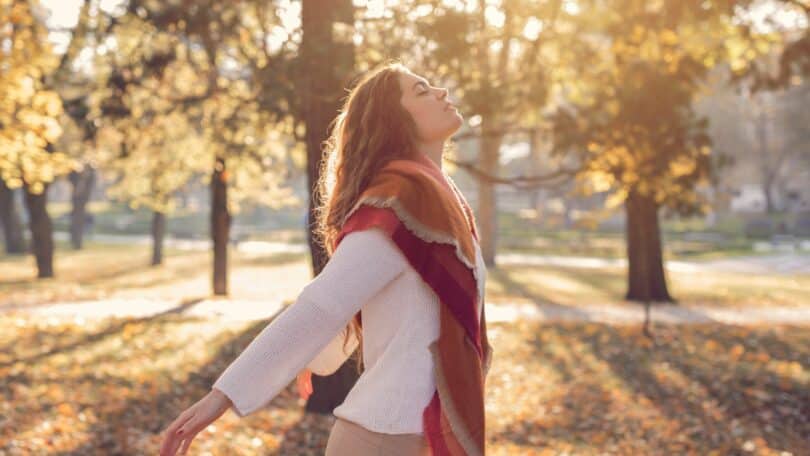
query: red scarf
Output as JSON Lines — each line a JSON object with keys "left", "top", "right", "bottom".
{"left": 304, "top": 153, "right": 493, "bottom": 455}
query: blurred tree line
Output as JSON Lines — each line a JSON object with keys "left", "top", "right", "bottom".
{"left": 1, "top": 0, "right": 808, "bottom": 406}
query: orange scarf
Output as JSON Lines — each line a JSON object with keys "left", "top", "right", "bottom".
{"left": 303, "top": 153, "right": 493, "bottom": 455}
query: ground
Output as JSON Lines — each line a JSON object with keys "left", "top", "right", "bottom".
{"left": 1, "top": 240, "right": 808, "bottom": 455}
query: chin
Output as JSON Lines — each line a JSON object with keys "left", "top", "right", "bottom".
{"left": 449, "top": 116, "right": 463, "bottom": 134}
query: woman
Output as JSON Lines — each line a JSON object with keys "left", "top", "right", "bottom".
{"left": 159, "top": 61, "right": 492, "bottom": 456}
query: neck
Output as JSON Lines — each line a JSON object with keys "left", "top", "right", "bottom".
{"left": 416, "top": 141, "right": 444, "bottom": 171}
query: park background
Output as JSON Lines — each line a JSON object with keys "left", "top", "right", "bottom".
{"left": 0, "top": 0, "right": 808, "bottom": 454}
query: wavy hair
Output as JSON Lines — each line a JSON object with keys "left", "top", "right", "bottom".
{"left": 312, "top": 60, "right": 426, "bottom": 373}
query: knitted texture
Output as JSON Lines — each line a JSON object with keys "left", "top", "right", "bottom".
{"left": 211, "top": 226, "right": 484, "bottom": 434}
{"left": 334, "top": 153, "right": 493, "bottom": 456}
{"left": 212, "top": 228, "right": 406, "bottom": 417}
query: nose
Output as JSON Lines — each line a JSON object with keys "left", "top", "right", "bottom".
{"left": 437, "top": 87, "right": 448, "bottom": 100}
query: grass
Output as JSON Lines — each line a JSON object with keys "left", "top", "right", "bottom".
{"left": 485, "top": 264, "right": 810, "bottom": 309}
{"left": 2, "top": 239, "right": 807, "bottom": 310}
{"left": 0, "top": 314, "right": 806, "bottom": 455}
{"left": 498, "top": 233, "right": 759, "bottom": 261}
{"left": 1, "top": 239, "right": 808, "bottom": 454}
{"left": 496, "top": 211, "right": 783, "bottom": 260}
{"left": 47, "top": 201, "right": 307, "bottom": 238}
{"left": 45, "top": 201, "right": 798, "bottom": 260}
{"left": 0, "top": 240, "right": 311, "bottom": 308}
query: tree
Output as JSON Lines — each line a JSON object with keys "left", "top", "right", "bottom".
{"left": 734, "top": 0, "right": 809, "bottom": 91}
{"left": 740, "top": 83, "right": 810, "bottom": 213}
{"left": 548, "top": 0, "right": 781, "bottom": 302}
{"left": 296, "top": 0, "right": 358, "bottom": 415}
{"left": 0, "top": 0, "right": 76, "bottom": 277}
{"left": 97, "top": 111, "right": 210, "bottom": 265}
{"left": 51, "top": 0, "right": 98, "bottom": 250}
{"left": 0, "top": 177, "right": 26, "bottom": 253}
{"left": 91, "top": 1, "right": 299, "bottom": 276}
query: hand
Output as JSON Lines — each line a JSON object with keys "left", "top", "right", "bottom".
{"left": 159, "top": 388, "right": 233, "bottom": 456}
{"left": 296, "top": 368, "right": 313, "bottom": 401}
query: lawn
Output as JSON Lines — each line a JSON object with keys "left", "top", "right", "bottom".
{"left": 0, "top": 240, "right": 311, "bottom": 308}
{"left": 44, "top": 201, "right": 782, "bottom": 261}
{"left": 3, "top": 241, "right": 807, "bottom": 310}
{"left": 0, "top": 314, "right": 806, "bottom": 455}
{"left": 485, "top": 263, "right": 810, "bottom": 309}
{"left": 1, "top": 241, "right": 808, "bottom": 454}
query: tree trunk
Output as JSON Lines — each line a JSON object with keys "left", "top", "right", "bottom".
{"left": 23, "top": 183, "right": 54, "bottom": 278}
{"left": 151, "top": 211, "right": 166, "bottom": 266}
{"left": 301, "top": 0, "right": 357, "bottom": 414}
{"left": 69, "top": 166, "right": 96, "bottom": 249}
{"left": 527, "top": 128, "right": 542, "bottom": 215}
{"left": 0, "top": 178, "right": 26, "bottom": 254}
{"left": 755, "top": 106, "right": 778, "bottom": 214}
{"left": 211, "top": 156, "right": 230, "bottom": 295}
{"left": 477, "top": 116, "right": 503, "bottom": 267}
{"left": 625, "top": 190, "right": 672, "bottom": 302}
{"left": 762, "top": 174, "right": 777, "bottom": 214}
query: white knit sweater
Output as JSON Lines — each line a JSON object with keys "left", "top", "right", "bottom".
{"left": 212, "top": 227, "right": 486, "bottom": 435}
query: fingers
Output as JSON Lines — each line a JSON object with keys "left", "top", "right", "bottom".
{"left": 160, "top": 411, "right": 195, "bottom": 456}
{"left": 176, "top": 416, "right": 204, "bottom": 455}
{"left": 161, "top": 425, "right": 196, "bottom": 456}
{"left": 179, "top": 431, "right": 199, "bottom": 455}
{"left": 164, "top": 435, "right": 183, "bottom": 456}
{"left": 160, "top": 425, "right": 185, "bottom": 456}
{"left": 166, "top": 410, "right": 193, "bottom": 437}
{"left": 159, "top": 431, "right": 182, "bottom": 456}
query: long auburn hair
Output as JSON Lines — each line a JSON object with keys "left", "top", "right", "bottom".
{"left": 312, "top": 60, "right": 426, "bottom": 373}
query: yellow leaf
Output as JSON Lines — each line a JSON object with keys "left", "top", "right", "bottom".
{"left": 57, "top": 403, "right": 74, "bottom": 417}
{"left": 605, "top": 189, "right": 627, "bottom": 209}
{"left": 659, "top": 29, "right": 678, "bottom": 46}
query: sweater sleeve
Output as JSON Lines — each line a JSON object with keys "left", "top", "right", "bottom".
{"left": 306, "top": 324, "right": 360, "bottom": 376}
{"left": 211, "top": 227, "right": 407, "bottom": 417}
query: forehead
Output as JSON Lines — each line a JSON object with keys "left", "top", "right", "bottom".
{"left": 399, "top": 72, "right": 428, "bottom": 91}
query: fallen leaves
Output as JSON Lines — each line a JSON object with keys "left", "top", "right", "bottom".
{"left": 0, "top": 312, "right": 807, "bottom": 455}
{"left": 484, "top": 321, "right": 809, "bottom": 455}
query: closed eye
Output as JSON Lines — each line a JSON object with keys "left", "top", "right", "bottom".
{"left": 414, "top": 80, "right": 431, "bottom": 95}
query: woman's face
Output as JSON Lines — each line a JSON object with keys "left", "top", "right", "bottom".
{"left": 398, "top": 71, "right": 463, "bottom": 143}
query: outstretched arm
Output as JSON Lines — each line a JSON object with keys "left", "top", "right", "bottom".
{"left": 306, "top": 324, "right": 360, "bottom": 376}
{"left": 210, "top": 227, "right": 406, "bottom": 417}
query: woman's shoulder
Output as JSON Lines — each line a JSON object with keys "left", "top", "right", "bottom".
{"left": 336, "top": 226, "right": 402, "bottom": 258}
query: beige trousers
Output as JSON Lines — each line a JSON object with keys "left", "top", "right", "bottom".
{"left": 324, "top": 417, "right": 430, "bottom": 456}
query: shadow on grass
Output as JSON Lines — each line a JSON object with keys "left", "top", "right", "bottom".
{"left": 35, "top": 299, "right": 336, "bottom": 455}
{"left": 41, "top": 307, "right": 285, "bottom": 455}
{"left": 0, "top": 250, "right": 309, "bottom": 311}
{"left": 0, "top": 297, "right": 206, "bottom": 368}
{"left": 488, "top": 264, "right": 725, "bottom": 324}
{"left": 0, "top": 248, "right": 202, "bottom": 286}
{"left": 489, "top": 323, "right": 658, "bottom": 452}
{"left": 510, "top": 323, "right": 809, "bottom": 453}
{"left": 487, "top": 267, "right": 591, "bottom": 320}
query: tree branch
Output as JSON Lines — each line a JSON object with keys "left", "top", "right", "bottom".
{"left": 445, "top": 157, "right": 580, "bottom": 189}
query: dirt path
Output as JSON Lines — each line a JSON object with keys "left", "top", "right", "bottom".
{"left": 5, "top": 297, "right": 809, "bottom": 325}
{"left": 497, "top": 252, "right": 810, "bottom": 275}
{"left": 59, "top": 233, "right": 810, "bottom": 274}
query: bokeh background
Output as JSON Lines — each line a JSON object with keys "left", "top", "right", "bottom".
{"left": 1, "top": 0, "right": 808, "bottom": 454}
